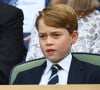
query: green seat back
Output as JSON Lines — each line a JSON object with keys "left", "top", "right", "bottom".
{"left": 73, "top": 53, "right": 100, "bottom": 66}
{"left": 9, "top": 58, "right": 46, "bottom": 84}
{"left": 9, "top": 53, "right": 100, "bottom": 84}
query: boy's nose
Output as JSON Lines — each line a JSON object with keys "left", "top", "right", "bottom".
{"left": 46, "top": 37, "right": 53, "bottom": 46}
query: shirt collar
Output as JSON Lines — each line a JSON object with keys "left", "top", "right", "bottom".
{"left": 59, "top": 53, "right": 72, "bottom": 72}
{"left": 45, "top": 53, "right": 72, "bottom": 74}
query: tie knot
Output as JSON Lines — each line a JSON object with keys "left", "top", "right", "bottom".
{"left": 51, "top": 64, "right": 61, "bottom": 73}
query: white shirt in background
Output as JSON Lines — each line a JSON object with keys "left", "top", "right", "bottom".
{"left": 16, "top": 0, "right": 45, "bottom": 33}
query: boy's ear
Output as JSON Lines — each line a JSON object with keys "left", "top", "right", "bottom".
{"left": 71, "top": 30, "right": 78, "bottom": 44}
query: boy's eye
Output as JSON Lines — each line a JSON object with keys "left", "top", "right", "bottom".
{"left": 52, "top": 34, "right": 61, "bottom": 37}
{"left": 54, "top": 34, "right": 60, "bottom": 36}
{"left": 39, "top": 35, "right": 44, "bottom": 38}
{"left": 39, "top": 35, "right": 46, "bottom": 39}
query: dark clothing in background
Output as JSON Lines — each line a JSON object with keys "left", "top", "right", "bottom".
{"left": 0, "top": 0, "right": 11, "bottom": 3}
{"left": 0, "top": 3, "right": 26, "bottom": 84}
{"left": 45, "top": 0, "right": 50, "bottom": 7}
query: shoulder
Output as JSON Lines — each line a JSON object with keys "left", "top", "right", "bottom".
{"left": 15, "top": 57, "right": 46, "bottom": 75}
{"left": 0, "top": 3, "right": 23, "bottom": 24}
{"left": 12, "top": 58, "right": 46, "bottom": 84}
{"left": 72, "top": 54, "right": 100, "bottom": 71}
{"left": 0, "top": 3, "right": 23, "bottom": 14}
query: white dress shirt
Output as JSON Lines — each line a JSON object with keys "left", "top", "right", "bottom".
{"left": 39, "top": 53, "right": 72, "bottom": 85}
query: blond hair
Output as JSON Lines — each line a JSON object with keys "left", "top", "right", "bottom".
{"left": 36, "top": 4, "right": 78, "bottom": 34}
{"left": 67, "top": 0, "right": 100, "bottom": 11}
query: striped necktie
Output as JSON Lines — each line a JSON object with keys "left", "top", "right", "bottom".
{"left": 48, "top": 64, "right": 61, "bottom": 84}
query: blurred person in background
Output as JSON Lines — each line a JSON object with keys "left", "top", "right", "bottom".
{"left": 0, "top": 2, "right": 26, "bottom": 84}
{"left": 50, "top": 0, "right": 67, "bottom": 5}
{"left": 96, "top": 0, "right": 100, "bottom": 11}
{"left": 0, "top": 0, "right": 10, "bottom": 3}
{"left": 0, "top": 0, "right": 46, "bottom": 49}
{"left": 45, "top": 0, "right": 67, "bottom": 6}
{"left": 66, "top": 0, "right": 100, "bottom": 54}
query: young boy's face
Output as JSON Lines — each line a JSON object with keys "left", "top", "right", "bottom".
{"left": 38, "top": 19, "right": 78, "bottom": 63}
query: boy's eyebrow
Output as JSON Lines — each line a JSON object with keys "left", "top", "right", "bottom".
{"left": 41, "top": 30, "right": 62, "bottom": 33}
{"left": 39, "top": 32, "right": 62, "bottom": 34}
{"left": 39, "top": 32, "right": 45, "bottom": 34}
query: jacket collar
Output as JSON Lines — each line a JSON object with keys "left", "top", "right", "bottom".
{"left": 30, "top": 61, "right": 47, "bottom": 84}
{"left": 68, "top": 55, "right": 87, "bottom": 84}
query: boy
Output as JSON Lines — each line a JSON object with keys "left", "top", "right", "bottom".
{"left": 13, "top": 4, "right": 100, "bottom": 84}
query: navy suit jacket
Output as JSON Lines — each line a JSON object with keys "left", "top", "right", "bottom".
{"left": 13, "top": 55, "right": 100, "bottom": 84}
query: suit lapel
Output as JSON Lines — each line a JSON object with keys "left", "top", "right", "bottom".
{"left": 28, "top": 61, "right": 46, "bottom": 84}
{"left": 68, "top": 56, "right": 87, "bottom": 84}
